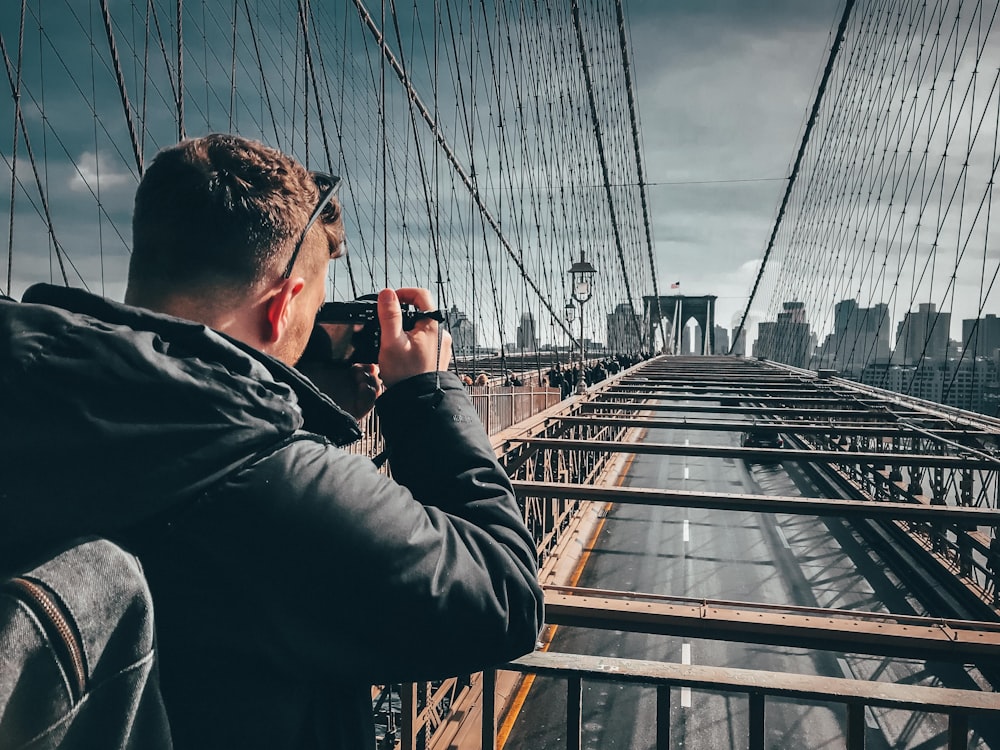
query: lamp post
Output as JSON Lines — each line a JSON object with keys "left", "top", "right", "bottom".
{"left": 563, "top": 299, "right": 576, "bottom": 343}
{"left": 568, "top": 251, "right": 597, "bottom": 395}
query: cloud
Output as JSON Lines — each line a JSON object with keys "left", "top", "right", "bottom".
{"left": 68, "top": 151, "right": 134, "bottom": 194}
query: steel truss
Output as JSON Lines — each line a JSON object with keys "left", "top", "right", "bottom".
{"left": 406, "top": 356, "right": 1000, "bottom": 748}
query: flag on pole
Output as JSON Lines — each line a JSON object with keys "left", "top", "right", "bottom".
{"left": 670, "top": 281, "right": 680, "bottom": 289}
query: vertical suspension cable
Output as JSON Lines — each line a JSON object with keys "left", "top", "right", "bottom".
{"left": 730, "top": 0, "right": 857, "bottom": 355}
{"left": 5, "top": 0, "right": 26, "bottom": 296}
{"left": 569, "top": 0, "right": 641, "bottom": 347}
{"left": 177, "top": 0, "right": 185, "bottom": 139}
{"left": 613, "top": 0, "right": 661, "bottom": 351}
{"left": 350, "top": 0, "right": 577, "bottom": 341}
{"left": 0, "top": 35, "right": 70, "bottom": 287}
{"left": 229, "top": 0, "right": 238, "bottom": 130}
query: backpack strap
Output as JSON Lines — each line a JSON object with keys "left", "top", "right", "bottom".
{"left": 0, "top": 538, "right": 173, "bottom": 749}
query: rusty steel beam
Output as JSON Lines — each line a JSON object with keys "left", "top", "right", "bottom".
{"left": 555, "top": 415, "right": 972, "bottom": 437}
{"left": 610, "top": 384, "right": 842, "bottom": 394}
{"left": 506, "top": 437, "right": 1000, "bottom": 470}
{"left": 599, "top": 391, "right": 885, "bottom": 405}
{"left": 543, "top": 591, "right": 1000, "bottom": 663}
{"left": 512, "top": 481, "right": 1000, "bottom": 524}
{"left": 506, "top": 651, "right": 1000, "bottom": 714}
{"left": 598, "top": 384, "right": 885, "bottom": 408}
{"left": 579, "top": 402, "right": 912, "bottom": 418}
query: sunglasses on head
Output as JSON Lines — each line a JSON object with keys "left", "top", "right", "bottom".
{"left": 282, "top": 172, "right": 344, "bottom": 279}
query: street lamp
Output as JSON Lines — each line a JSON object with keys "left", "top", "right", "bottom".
{"left": 568, "top": 251, "right": 597, "bottom": 394}
{"left": 563, "top": 299, "right": 576, "bottom": 375}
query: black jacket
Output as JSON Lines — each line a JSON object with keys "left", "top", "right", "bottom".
{"left": 0, "top": 285, "right": 543, "bottom": 750}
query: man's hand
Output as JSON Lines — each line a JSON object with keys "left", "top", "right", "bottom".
{"left": 377, "top": 288, "right": 452, "bottom": 388}
{"left": 297, "top": 359, "right": 382, "bottom": 420}
{"left": 296, "top": 323, "right": 382, "bottom": 419}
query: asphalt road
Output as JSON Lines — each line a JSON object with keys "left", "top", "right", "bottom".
{"left": 503, "top": 417, "right": 995, "bottom": 750}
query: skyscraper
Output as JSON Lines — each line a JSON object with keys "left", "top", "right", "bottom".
{"left": 445, "top": 305, "right": 477, "bottom": 354}
{"left": 753, "top": 301, "right": 812, "bottom": 368}
{"left": 516, "top": 311, "right": 538, "bottom": 351}
{"left": 606, "top": 303, "right": 642, "bottom": 353}
{"left": 894, "top": 303, "right": 950, "bottom": 364}
{"left": 830, "top": 299, "right": 891, "bottom": 374}
{"left": 713, "top": 325, "right": 729, "bottom": 354}
{"left": 962, "top": 314, "right": 1000, "bottom": 358}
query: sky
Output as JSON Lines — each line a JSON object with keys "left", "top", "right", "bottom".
{"left": 0, "top": 0, "right": 847, "bottom": 346}
{"left": 622, "top": 0, "right": 843, "bottom": 332}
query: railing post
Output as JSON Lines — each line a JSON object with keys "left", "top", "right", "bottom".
{"left": 567, "top": 675, "right": 582, "bottom": 750}
{"left": 846, "top": 703, "right": 866, "bottom": 750}
{"left": 959, "top": 470, "right": 974, "bottom": 577}
{"left": 656, "top": 685, "right": 671, "bottom": 750}
{"left": 989, "top": 534, "right": 1000, "bottom": 607}
{"left": 748, "top": 691, "right": 765, "bottom": 750}
{"left": 481, "top": 669, "right": 497, "bottom": 750}
{"left": 948, "top": 712, "right": 969, "bottom": 750}
{"left": 399, "top": 682, "right": 417, "bottom": 750}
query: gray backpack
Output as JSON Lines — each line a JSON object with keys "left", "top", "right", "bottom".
{"left": 0, "top": 538, "right": 172, "bottom": 749}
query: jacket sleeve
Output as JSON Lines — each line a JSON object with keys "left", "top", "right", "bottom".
{"left": 165, "top": 371, "right": 543, "bottom": 684}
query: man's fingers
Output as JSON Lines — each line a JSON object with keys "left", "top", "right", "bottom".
{"left": 394, "top": 287, "right": 436, "bottom": 312}
{"left": 377, "top": 288, "right": 403, "bottom": 339}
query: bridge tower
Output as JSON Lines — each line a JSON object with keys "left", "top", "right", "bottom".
{"left": 643, "top": 294, "right": 717, "bottom": 355}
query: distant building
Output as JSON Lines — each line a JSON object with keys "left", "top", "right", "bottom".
{"left": 731, "top": 327, "right": 746, "bottom": 357}
{"left": 867, "top": 359, "right": 996, "bottom": 412}
{"left": 712, "top": 325, "right": 729, "bottom": 354}
{"left": 962, "top": 314, "right": 1000, "bottom": 359}
{"left": 894, "top": 303, "right": 950, "bottom": 364}
{"left": 753, "top": 301, "right": 812, "bottom": 368}
{"left": 828, "top": 300, "right": 891, "bottom": 375}
{"left": 681, "top": 323, "right": 693, "bottom": 355}
{"left": 445, "top": 305, "right": 477, "bottom": 354}
{"left": 516, "top": 311, "right": 537, "bottom": 351}
{"left": 606, "top": 303, "right": 642, "bottom": 354}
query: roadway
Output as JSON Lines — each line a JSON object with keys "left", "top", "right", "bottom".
{"left": 503, "top": 406, "right": 996, "bottom": 749}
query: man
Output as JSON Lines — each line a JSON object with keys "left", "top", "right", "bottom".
{"left": 547, "top": 362, "right": 564, "bottom": 394}
{"left": 0, "top": 134, "right": 543, "bottom": 749}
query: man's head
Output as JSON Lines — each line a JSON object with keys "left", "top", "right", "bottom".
{"left": 126, "top": 133, "right": 345, "bottom": 364}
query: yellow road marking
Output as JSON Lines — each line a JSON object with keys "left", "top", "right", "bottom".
{"left": 498, "top": 451, "right": 638, "bottom": 747}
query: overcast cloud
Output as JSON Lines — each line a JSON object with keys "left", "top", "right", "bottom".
{"left": 1, "top": 1, "right": 886, "bottom": 347}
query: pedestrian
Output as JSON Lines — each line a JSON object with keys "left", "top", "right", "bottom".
{"left": 547, "top": 363, "right": 564, "bottom": 393}
{"left": 0, "top": 133, "right": 543, "bottom": 750}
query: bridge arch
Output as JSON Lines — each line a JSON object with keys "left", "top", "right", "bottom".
{"left": 643, "top": 294, "right": 717, "bottom": 355}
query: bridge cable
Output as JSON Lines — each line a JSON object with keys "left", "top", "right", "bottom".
{"left": 730, "top": 0, "right": 857, "bottom": 355}
{"left": 615, "top": 0, "right": 660, "bottom": 352}
{"left": 0, "top": 35, "right": 70, "bottom": 287}
{"left": 176, "top": 0, "right": 184, "bottom": 139}
{"left": 569, "top": 0, "right": 643, "bottom": 351}
{"left": 99, "top": 0, "right": 144, "bottom": 176}
{"left": 242, "top": 0, "right": 281, "bottom": 148}
{"left": 4, "top": 0, "right": 25, "bottom": 297}
{"left": 350, "top": 0, "right": 578, "bottom": 343}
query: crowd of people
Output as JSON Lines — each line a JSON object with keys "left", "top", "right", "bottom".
{"left": 544, "top": 353, "right": 649, "bottom": 397}
{"left": 458, "top": 352, "right": 652, "bottom": 398}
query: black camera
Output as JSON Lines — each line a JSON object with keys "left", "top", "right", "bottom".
{"left": 312, "top": 296, "right": 444, "bottom": 364}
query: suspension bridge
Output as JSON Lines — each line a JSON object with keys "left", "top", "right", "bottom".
{"left": 5, "top": 0, "right": 1000, "bottom": 748}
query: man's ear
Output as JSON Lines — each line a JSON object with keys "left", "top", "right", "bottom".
{"left": 263, "top": 276, "right": 305, "bottom": 344}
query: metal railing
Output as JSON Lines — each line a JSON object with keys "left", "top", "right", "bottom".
{"left": 466, "top": 385, "right": 563, "bottom": 435}
{"left": 346, "top": 384, "right": 564, "bottom": 461}
{"left": 483, "top": 651, "right": 1000, "bottom": 750}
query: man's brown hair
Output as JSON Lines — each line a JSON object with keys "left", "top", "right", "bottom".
{"left": 127, "top": 134, "right": 344, "bottom": 305}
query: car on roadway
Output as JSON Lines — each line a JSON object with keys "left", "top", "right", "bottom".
{"left": 740, "top": 428, "right": 785, "bottom": 449}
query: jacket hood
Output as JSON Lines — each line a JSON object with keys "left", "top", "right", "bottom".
{"left": 0, "top": 284, "right": 360, "bottom": 568}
